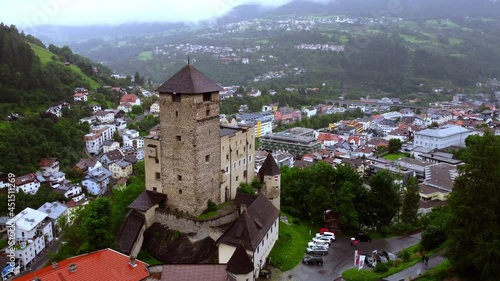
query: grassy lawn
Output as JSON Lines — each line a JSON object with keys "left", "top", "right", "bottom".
{"left": 269, "top": 214, "right": 317, "bottom": 271}
{"left": 198, "top": 201, "right": 232, "bottom": 220}
{"left": 138, "top": 51, "right": 153, "bottom": 61}
{"left": 29, "top": 43, "right": 100, "bottom": 90}
{"left": 382, "top": 153, "right": 410, "bottom": 161}
{"left": 414, "top": 260, "right": 452, "bottom": 281}
{"left": 343, "top": 243, "right": 422, "bottom": 281}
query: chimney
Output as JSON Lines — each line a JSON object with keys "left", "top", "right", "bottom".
{"left": 129, "top": 255, "right": 137, "bottom": 267}
{"left": 68, "top": 264, "right": 77, "bottom": 273}
{"left": 52, "top": 262, "right": 58, "bottom": 269}
{"left": 240, "top": 204, "right": 247, "bottom": 215}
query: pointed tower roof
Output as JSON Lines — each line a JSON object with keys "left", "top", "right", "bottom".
{"left": 226, "top": 244, "right": 254, "bottom": 275}
{"left": 258, "top": 153, "right": 280, "bottom": 181}
{"left": 156, "top": 64, "right": 223, "bottom": 94}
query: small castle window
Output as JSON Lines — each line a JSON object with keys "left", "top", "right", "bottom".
{"left": 176, "top": 135, "right": 181, "bottom": 141}
{"left": 203, "top": 93, "right": 211, "bottom": 102}
{"left": 179, "top": 189, "right": 182, "bottom": 194}
{"left": 205, "top": 155, "right": 210, "bottom": 162}
{"left": 206, "top": 109, "right": 210, "bottom": 116}
{"left": 155, "top": 172, "right": 160, "bottom": 180}
{"left": 178, "top": 175, "right": 182, "bottom": 181}
{"left": 175, "top": 111, "right": 178, "bottom": 117}
{"left": 172, "top": 94, "right": 181, "bottom": 102}
{"left": 153, "top": 187, "right": 157, "bottom": 192}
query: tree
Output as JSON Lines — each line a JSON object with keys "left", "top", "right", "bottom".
{"left": 388, "top": 139, "right": 402, "bottom": 154}
{"left": 131, "top": 105, "right": 144, "bottom": 115}
{"left": 401, "top": 177, "right": 420, "bottom": 225}
{"left": 447, "top": 132, "right": 500, "bottom": 280}
{"left": 134, "top": 72, "right": 141, "bottom": 85}
{"left": 368, "top": 170, "right": 401, "bottom": 230}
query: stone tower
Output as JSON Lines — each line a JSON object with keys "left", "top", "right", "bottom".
{"left": 156, "top": 64, "right": 223, "bottom": 215}
{"left": 258, "top": 153, "right": 281, "bottom": 211}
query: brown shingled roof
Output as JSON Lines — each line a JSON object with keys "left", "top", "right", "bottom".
{"left": 258, "top": 153, "right": 280, "bottom": 182}
{"left": 226, "top": 244, "right": 254, "bottom": 275}
{"left": 217, "top": 193, "right": 279, "bottom": 252}
{"left": 117, "top": 209, "right": 145, "bottom": 254}
{"left": 156, "top": 65, "right": 223, "bottom": 94}
{"left": 128, "top": 190, "right": 167, "bottom": 212}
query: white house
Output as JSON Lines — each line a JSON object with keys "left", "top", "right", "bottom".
{"left": 94, "top": 111, "right": 115, "bottom": 123}
{"left": 38, "top": 158, "right": 60, "bottom": 175}
{"left": 37, "top": 201, "right": 67, "bottom": 235}
{"left": 84, "top": 125, "right": 117, "bottom": 155}
{"left": 6, "top": 208, "right": 53, "bottom": 269}
{"left": 15, "top": 173, "right": 40, "bottom": 194}
{"left": 247, "top": 89, "right": 261, "bottom": 97}
{"left": 117, "top": 102, "right": 133, "bottom": 113}
{"left": 73, "top": 93, "right": 88, "bottom": 102}
{"left": 413, "top": 125, "right": 473, "bottom": 150}
{"left": 120, "top": 94, "right": 141, "bottom": 106}
{"left": 63, "top": 185, "right": 83, "bottom": 199}
{"left": 82, "top": 167, "right": 112, "bottom": 195}
{"left": 217, "top": 194, "right": 279, "bottom": 278}
{"left": 103, "top": 140, "right": 120, "bottom": 153}
{"left": 92, "top": 105, "right": 102, "bottom": 112}
{"left": 303, "top": 107, "right": 317, "bottom": 118}
{"left": 150, "top": 102, "right": 160, "bottom": 114}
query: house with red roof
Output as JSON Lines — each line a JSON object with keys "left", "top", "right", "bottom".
{"left": 14, "top": 248, "right": 149, "bottom": 281}
{"left": 120, "top": 93, "right": 141, "bottom": 106}
{"left": 317, "top": 133, "right": 342, "bottom": 147}
{"left": 73, "top": 92, "right": 87, "bottom": 102}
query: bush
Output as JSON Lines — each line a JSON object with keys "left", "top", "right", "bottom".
{"left": 398, "top": 249, "right": 411, "bottom": 262}
{"left": 207, "top": 200, "right": 217, "bottom": 212}
{"left": 421, "top": 224, "right": 447, "bottom": 250}
{"left": 281, "top": 206, "right": 302, "bottom": 219}
{"left": 373, "top": 262, "right": 389, "bottom": 273}
{"left": 292, "top": 218, "right": 300, "bottom": 225}
{"left": 380, "top": 226, "right": 390, "bottom": 237}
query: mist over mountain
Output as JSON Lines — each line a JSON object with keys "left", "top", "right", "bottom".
{"left": 23, "top": 0, "right": 500, "bottom": 45}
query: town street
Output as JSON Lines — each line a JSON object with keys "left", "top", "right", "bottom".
{"left": 276, "top": 233, "right": 422, "bottom": 281}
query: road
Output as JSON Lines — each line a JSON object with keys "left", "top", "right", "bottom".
{"left": 276, "top": 233, "right": 422, "bottom": 281}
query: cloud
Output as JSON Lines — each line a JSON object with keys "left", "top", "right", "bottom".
{"left": 1, "top": 0, "right": 335, "bottom": 28}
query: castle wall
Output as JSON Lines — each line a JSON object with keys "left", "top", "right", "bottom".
{"left": 155, "top": 208, "right": 239, "bottom": 239}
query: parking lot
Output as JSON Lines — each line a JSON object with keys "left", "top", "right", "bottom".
{"left": 276, "top": 232, "right": 422, "bottom": 281}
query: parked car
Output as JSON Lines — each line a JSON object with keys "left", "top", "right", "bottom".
{"left": 316, "top": 231, "right": 335, "bottom": 240}
{"left": 312, "top": 237, "right": 331, "bottom": 246}
{"left": 306, "top": 246, "right": 328, "bottom": 255}
{"left": 377, "top": 253, "right": 388, "bottom": 263}
{"left": 382, "top": 251, "right": 396, "bottom": 261}
{"left": 354, "top": 232, "right": 372, "bottom": 242}
{"left": 307, "top": 241, "right": 329, "bottom": 249}
{"left": 302, "top": 255, "right": 324, "bottom": 265}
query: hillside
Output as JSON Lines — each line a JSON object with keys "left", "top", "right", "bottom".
{"left": 0, "top": 24, "right": 115, "bottom": 174}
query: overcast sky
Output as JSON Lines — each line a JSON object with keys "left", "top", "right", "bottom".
{"left": 2, "top": 0, "right": 334, "bottom": 28}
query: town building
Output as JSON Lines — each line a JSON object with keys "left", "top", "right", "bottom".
{"left": 93, "top": 110, "right": 115, "bottom": 123}
{"left": 236, "top": 112, "right": 274, "bottom": 138}
{"left": 109, "top": 159, "right": 134, "bottom": 179}
{"left": 260, "top": 127, "right": 322, "bottom": 158}
{"left": 414, "top": 125, "right": 472, "bottom": 150}
{"left": 37, "top": 201, "right": 68, "bottom": 235}
{"left": 150, "top": 101, "right": 160, "bottom": 114}
{"left": 15, "top": 173, "right": 40, "bottom": 194}
{"left": 81, "top": 167, "right": 112, "bottom": 195}
{"left": 6, "top": 208, "right": 53, "bottom": 269}
{"left": 120, "top": 93, "right": 141, "bottom": 106}
{"left": 84, "top": 124, "right": 117, "bottom": 155}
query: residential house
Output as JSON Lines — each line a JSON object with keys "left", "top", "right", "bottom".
{"left": 303, "top": 107, "right": 317, "bottom": 118}
{"left": 37, "top": 201, "right": 67, "bottom": 235}
{"left": 217, "top": 193, "right": 280, "bottom": 279}
{"left": 73, "top": 92, "right": 87, "bottom": 102}
{"left": 317, "top": 133, "right": 342, "bottom": 147}
{"left": 150, "top": 101, "right": 160, "bottom": 114}
{"left": 15, "top": 248, "right": 149, "bottom": 281}
{"left": 377, "top": 118, "right": 398, "bottom": 134}
{"left": 109, "top": 160, "right": 134, "bottom": 180}
{"left": 247, "top": 89, "right": 261, "bottom": 97}
{"left": 79, "top": 116, "right": 96, "bottom": 124}
{"left": 120, "top": 93, "right": 141, "bottom": 106}
{"left": 38, "top": 158, "right": 60, "bottom": 175}
{"left": 366, "top": 137, "right": 389, "bottom": 149}
{"left": 93, "top": 110, "right": 115, "bottom": 123}
{"left": 6, "top": 208, "right": 53, "bottom": 269}
{"left": 341, "top": 158, "right": 370, "bottom": 178}
{"left": 74, "top": 158, "right": 102, "bottom": 173}
{"left": 352, "top": 146, "right": 375, "bottom": 158}
{"left": 15, "top": 173, "right": 40, "bottom": 194}
{"left": 82, "top": 167, "right": 112, "bottom": 195}
{"left": 122, "top": 130, "right": 144, "bottom": 149}
{"left": 0, "top": 216, "right": 10, "bottom": 232}
{"left": 236, "top": 112, "right": 274, "bottom": 138}
{"left": 101, "top": 149, "right": 124, "bottom": 166}
{"left": 103, "top": 140, "right": 120, "bottom": 153}
{"left": 84, "top": 124, "right": 117, "bottom": 155}
{"left": 92, "top": 105, "right": 102, "bottom": 112}
{"left": 117, "top": 102, "right": 133, "bottom": 113}
{"left": 385, "top": 127, "right": 410, "bottom": 142}
{"left": 395, "top": 157, "right": 433, "bottom": 180}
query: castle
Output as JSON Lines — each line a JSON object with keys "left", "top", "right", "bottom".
{"left": 119, "top": 64, "right": 281, "bottom": 280}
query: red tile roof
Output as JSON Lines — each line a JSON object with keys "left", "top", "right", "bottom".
{"left": 158, "top": 264, "right": 228, "bottom": 281}
{"left": 120, "top": 94, "right": 139, "bottom": 103}
{"left": 39, "top": 158, "right": 57, "bottom": 167}
{"left": 317, "top": 133, "right": 342, "bottom": 142}
{"left": 15, "top": 248, "right": 149, "bottom": 281}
